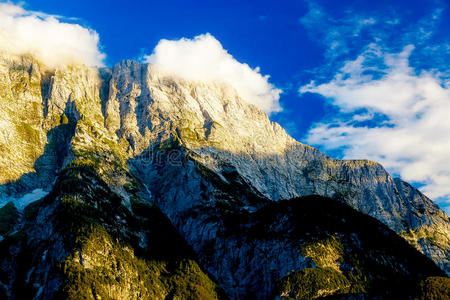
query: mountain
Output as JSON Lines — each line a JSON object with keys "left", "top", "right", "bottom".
{"left": 0, "top": 164, "right": 225, "bottom": 299}
{"left": 0, "top": 54, "right": 449, "bottom": 299}
{"left": 0, "top": 167, "right": 446, "bottom": 299}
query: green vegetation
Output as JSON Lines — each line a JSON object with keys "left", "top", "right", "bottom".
{"left": 177, "top": 124, "right": 203, "bottom": 145}
{"left": 0, "top": 151, "right": 225, "bottom": 299}
{"left": 415, "top": 276, "right": 450, "bottom": 300}
{"left": 215, "top": 195, "right": 445, "bottom": 299}
{"left": 30, "top": 163, "right": 224, "bottom": 299}
{"left": 277, "top": 267, "right": 350, "bottom": 299}
{"left": 70, "top": 136, "right": 129, "bottom": 181}
{"left": 0, "top": 202, "right": 19, "bottom": 235}
{"left": 16, "top": 121, "right": 41, "bottom": 145}
{"left": 57, "top": 224, "right": 222, "bottom": 300}
{"left": 301, "top": 236, "right": 344, "bottom": 269}
{"left": 9, "top": 63, "right": 28, "bottom": 72}
{"left": 299, "top": 237, "right": 371, "bottom": 295}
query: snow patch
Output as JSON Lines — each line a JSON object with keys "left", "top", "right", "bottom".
{"left": 0, "top": 189, "right": 49, "bottom": 211}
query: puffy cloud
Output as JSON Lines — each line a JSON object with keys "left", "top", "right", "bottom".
{"left": 0, "top": 2, "right": 105, "bottom": 67}
{"left": 300, "top": 45, "right": 450, "bottom": 205}
{"left": 144, "top": 33, "right": 282, "bottom": 114}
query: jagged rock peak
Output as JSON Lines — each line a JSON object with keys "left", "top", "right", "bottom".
{"left": 0, "top": 54, "right": 448, "bottom": 278}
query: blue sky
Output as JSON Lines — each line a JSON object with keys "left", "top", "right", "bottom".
{"left": 3, "top": 0, "right": 450, "bottom": 212}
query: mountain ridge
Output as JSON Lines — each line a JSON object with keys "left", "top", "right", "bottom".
{"left": 0, "top": 53, "right": 449, "bottom": 298}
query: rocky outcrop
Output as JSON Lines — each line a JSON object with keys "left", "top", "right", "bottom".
{"left": 0, "top": 54, "right": 110, "bottom": 198}
{"left": 0, "top": 55, "right": 47, "bottom": 189}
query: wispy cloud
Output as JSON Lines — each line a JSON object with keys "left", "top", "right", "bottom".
{"left": 299, "top": 1, "right": 377, "bottom": 60}
{"left": 299, "top": 1, "right": 449, "bottom": 78}
{"left": 299, "top": 1, "right": 450, "bottom": 205}
{"left": 144, "top": 33, "right": 282, "bottom": 114}
{"left": 0, "top": 2, "right": 105, "bottom": 67}
{"left": 301, "top": 45, "right": 450, "bottom": 205}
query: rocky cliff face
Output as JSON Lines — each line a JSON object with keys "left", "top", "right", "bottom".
{"left": 106, "top": 60, "right": 449, "bottom": 273}
{"left": 0, "top": 163, "right": 224, "bottom": 299}
{"left": 0, "top": 54, "right": 449, "bottom": 298}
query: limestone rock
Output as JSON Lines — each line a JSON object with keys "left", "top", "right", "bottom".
{"left": 0, "top": 55, "right": 448, "bottom": 300}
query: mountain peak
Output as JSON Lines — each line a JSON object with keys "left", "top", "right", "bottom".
{"left": 0, "top": 54, "right": 448, "bottom": 298}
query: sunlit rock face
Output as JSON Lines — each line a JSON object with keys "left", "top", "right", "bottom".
{"left": 0, "top": 55, "right": 47, "bottom": 186}
{"left": 0, "top": 55, "right": 448, "bottom": 298}
{"left": 0, "top": 54, "right": 110, "bottom": 198}
{"left": 107, "top": 60, "right": 449, "bottom": 274}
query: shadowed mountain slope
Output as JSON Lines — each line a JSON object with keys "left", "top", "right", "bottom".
{"left": 0, "top": 163, "right": 225, "bottom": 299}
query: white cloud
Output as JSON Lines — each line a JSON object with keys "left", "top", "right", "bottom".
{"left": 299, "top": 1, "right": 377, "bottom": 60}
{"left": 0, "top": 2, "right": 105, "bottom": 67}
{"left": 300, "top": 45, "right": 450, "bottom": 205}
{"left": 143, "top": 33, "right": 282, "bottom": 114}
